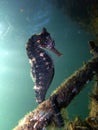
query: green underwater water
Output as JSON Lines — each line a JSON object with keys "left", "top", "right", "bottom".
{"left": 0, "top": 0, "right": 94, "bottom": 130}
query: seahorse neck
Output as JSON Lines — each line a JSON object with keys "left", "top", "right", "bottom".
{"left": 34, "top": 43, "right": 45, "bottom": 56}
{"left": 26, "top": 35, "right": 46, "bottom": 59}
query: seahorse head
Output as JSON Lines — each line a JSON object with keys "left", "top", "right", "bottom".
{"left": 37, "top": 28, "right": 63, "bottom": 56}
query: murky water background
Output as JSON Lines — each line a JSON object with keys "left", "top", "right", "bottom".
{"left": 0, "top": 0, "right": 94, "bottom": 130}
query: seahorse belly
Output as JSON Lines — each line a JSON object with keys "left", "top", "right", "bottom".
{"left": 29, "top": 49, "right": 54, "bottom": 103}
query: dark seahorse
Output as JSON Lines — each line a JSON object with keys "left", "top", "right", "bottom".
{"left": 26, "top": 28, "right": 62, "bottom": 103}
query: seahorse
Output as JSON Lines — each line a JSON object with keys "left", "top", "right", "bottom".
{"left": 26, "top": 28, "right": 62, "bottom": 103}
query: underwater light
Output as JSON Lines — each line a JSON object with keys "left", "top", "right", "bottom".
{"left": 0, "top": 23, "right": 4, "bottom": 36}
{"left": 0, "top": 21, "right": 11, "bottom": 39}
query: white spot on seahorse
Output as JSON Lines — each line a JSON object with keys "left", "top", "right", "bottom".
{"left": 35, "top": 65, "right": 39, "bottom": 68}
{"left": 33, "top": 85, "right": 43, "bottom": 90}
{"left": 46, "top": 66, "right": 50, "bottom": 70}
{"left": 31, "top": 57, "right": 36, "bottom": 62}
{"left": 39, "top": 81, "right": 43, "bottom": 85}
{"left": 39, "top": 76, "right": 42, "bottom": 79}
{"left": 29, "top": 58, "right": 36, "bottom": 66}
{"left": 43, "top": 57, "right": 46, "bottom": 60}
{"left": 40, "top": 52, "right": 44, "bottom": 57}
{"left": 45, "top": 62, "right": 49, "bottom": 65}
